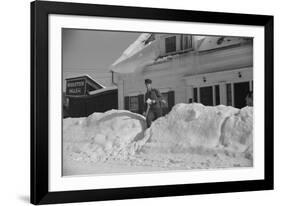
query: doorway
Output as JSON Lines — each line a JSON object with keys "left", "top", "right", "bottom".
{"left": 200, "top": 86, "right": 213, "bottom": 106}
{"left": 234, "top": 82, "right": 250, "bottom": 108}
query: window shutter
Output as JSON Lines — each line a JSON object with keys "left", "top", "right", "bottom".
{"left": 138, "top": 94, "right": 144, "bottom": 114}
{"left": 124, "top": 96, "right": 130, "bottom": 110}
{"left": 168, "top": 91, "right": 175, "bottom": 111}
{"left": 193, "top": 88, "right": 198, "bottom": 103}
{"left": 215, "top": 85, "right": 220, "bottom": 105}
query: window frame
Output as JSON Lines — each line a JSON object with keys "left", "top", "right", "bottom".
{"left": 165, "top": 35, "right": 177, "bottom": 54}
{"left": 181, "top": 34, "right": 193, "bottom": 51}
{"left": 128, "top": 95, "right": 139, "bottom": 112}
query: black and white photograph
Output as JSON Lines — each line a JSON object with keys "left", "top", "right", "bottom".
{"left": 28, "top": 1, "right": 274, "bottom": 204}
{"left": 62, "top": 29, "right": 254, "bottom": 176}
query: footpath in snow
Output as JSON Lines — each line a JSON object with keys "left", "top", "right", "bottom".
{"left": 63, "top": 103, "right": 253, "bottom": 175}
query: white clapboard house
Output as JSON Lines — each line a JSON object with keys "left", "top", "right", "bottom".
{"left": 111, "top": 33, "right": 253, "bottom": 114}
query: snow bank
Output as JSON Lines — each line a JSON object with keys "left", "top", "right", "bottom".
{"left": 63, "top": 110, "right": 146, "bottom": 162}
{"left": 144, "top": 103, "right": 253, "bottom": 154}
{"left": 220, "top": 106, "right": 253, "bottom": 154}
{"left": 64, "top": 103, "right": 253, "bottom": 164}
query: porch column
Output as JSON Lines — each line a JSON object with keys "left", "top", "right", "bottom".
{"left": 118, "top": 80, "right": 124, "bottom": 110}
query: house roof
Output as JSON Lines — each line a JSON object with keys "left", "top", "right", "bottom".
{"left": 88, "top": 86, "right": 117, "bottom": 95}
{"left": 110, "top": 33, "right": 158, "bottom": 74}
{"left": 65, "top": 74, "right": 105, "bottom": 89}
{"left": 110, "top": 34, "right": 248, "bottom": 74}
{"left": 110, "top": 33, "right": 203, "bottom": 74}
{"left": 112, "top": 33, "right": 152, "bottom": 66}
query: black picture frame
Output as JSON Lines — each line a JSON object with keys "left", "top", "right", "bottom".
{"left": 31, "top": 0, "right": 274, "bottom": 204}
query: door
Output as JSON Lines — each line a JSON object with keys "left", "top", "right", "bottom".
{"left": 200, "top": 86, "right": 213, "bottom": 106}
{"left": 234, "top": 82, "right": 250, "bottom": 108}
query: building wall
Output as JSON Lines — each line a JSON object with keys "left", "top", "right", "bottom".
{"left": 116, "top": 41, "right": 253, "bottom": 111}
{"left": 183, "top": 67, "right": 253, "bottom": 107}
{"left": 66, "top": 89, "right": 118, "bottom": 118}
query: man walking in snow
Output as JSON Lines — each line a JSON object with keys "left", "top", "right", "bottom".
{"left": 144, "top": 79, "right": 166, "bottom": 128}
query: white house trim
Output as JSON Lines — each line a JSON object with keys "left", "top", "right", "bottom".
{"left": 183, "top": 67, "right": 253, "bottom": 107}
{"left": 183, "top": 67, "right": 253, "bottom": 86}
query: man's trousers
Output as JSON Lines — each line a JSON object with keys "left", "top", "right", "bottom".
{"left": 146, "top": 107, "right": 162, "bottom": 128}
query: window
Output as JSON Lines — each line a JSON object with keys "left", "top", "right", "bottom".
{"left": 181, "top": 35, "right": 192, "bottom": 50}
{"left": 215, "top": 85, "right": 220, "bottom": 105}
{"left": 233, "top": 82, "right": 250, "bottom": 109}
{"left": 161, "top": 92, "right": 169, "bottom": 115}
{"left": 129, "top": 96, "right": 139, "bottom": 112}
{"left": 193, "top": 88, "right": 198, "bottom": 103}
{"left": 226, "top": 83, "right": 232, "bottom": 106}
{"left": 200, "top": 86, "right": 213, "bottom": 106}
{"left": 161, "top": 91, "right": 175, "bottom": 115}
{"left": 165, "top": 36, "right": 176, "bottom": 53}
{"left": 193, "top": 85, "right": 219, "bottom": 106}
{"left": 161, "top": 93, "right": 169, "bottom": 104}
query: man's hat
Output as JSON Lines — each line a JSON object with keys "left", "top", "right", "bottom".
{"left": 145, "top": 79, "right": 152, "bottom": 84}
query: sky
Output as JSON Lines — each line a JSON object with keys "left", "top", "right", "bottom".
{"left": 62, "top": 29, "right": 140, "bottom": 90}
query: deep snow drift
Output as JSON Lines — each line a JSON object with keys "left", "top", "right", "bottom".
{"left": 63, "top": 110, "right": 147, "bottom": 162}
{"left": 63, "top": 103, "right": 253, "bottom": 175}
{"left": 144, "top": 103, "right": 252, "bottom": 153}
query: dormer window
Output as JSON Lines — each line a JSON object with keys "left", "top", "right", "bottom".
{"left": 165, "top": 36, "right": 176, "bottom": 53}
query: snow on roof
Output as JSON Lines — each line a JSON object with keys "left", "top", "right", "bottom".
{"left": 111, "top": 33, "right": 159, "bottom": 74}
{"left": 65, "top": 74, "right": 106, "bottom": 88}
{"left": 197, "top": 36, "right": 248, "bottom": 52}
{"left": 88, "top": 86, "right": 117, "bottom": 95}
{"left": 112, "top": 33, "right": 152, "bottom": 66}
{"left": 111, "top": 34, "right": 244, "bottom": 74}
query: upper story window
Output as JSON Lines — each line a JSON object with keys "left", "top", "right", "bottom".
{"left": 181, "top": 35, "right": 192, "bottom": 50}
{"left": 165, "top": 36, "right": 176, "bottom": 53}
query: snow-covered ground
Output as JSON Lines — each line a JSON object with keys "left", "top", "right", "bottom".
{"left": 63, "top": 103, "right": 253, "bottom": 176}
